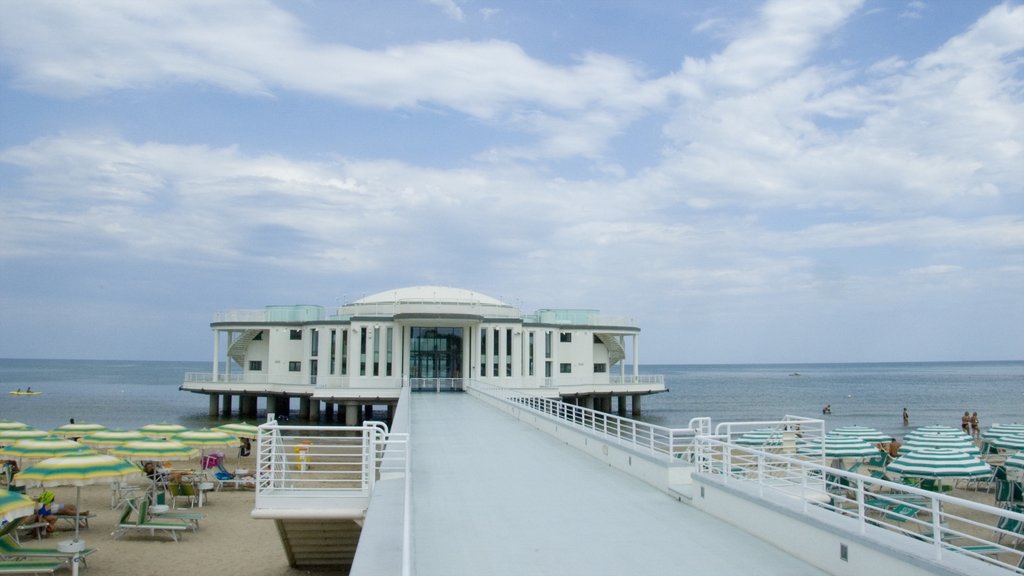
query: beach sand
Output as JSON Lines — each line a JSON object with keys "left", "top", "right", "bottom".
{"left": 13, "top": 461, "right": 325, "bottom": 576}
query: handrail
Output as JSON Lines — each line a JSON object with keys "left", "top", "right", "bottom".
{"left": 469, "top": 379, "right": 695, "bottom": 462}
{"left": 693, "top": 435, "right": 1024, "bottom": 573}
{"left": 254, "top": 420, "right": 408, "bottom": 506}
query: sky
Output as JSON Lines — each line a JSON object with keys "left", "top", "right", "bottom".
{"left": 0, "top": 0, "right": 1022, "bottom": 365}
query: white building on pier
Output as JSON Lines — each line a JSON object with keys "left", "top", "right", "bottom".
{"left": 181, "top": 286, "right": 665, "bottom": 422}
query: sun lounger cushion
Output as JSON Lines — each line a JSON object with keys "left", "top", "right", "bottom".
{"left": 0, "top": 560, "right": 64, "bottom": 574}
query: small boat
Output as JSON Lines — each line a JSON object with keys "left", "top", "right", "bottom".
{"left": 8, "top": 390, "right": 42, "bottom": 396}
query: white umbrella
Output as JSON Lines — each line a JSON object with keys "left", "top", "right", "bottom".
{"left": 829, "top": 426, "right": 892, "bottom": 444}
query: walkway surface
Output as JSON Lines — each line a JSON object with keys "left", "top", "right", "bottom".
{"left": 410, "top": 393, "right": 826, "bottom": 576}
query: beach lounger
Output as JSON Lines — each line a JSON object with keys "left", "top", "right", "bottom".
{"left": 111, "top": 499, "right": 188, "bottom": 542}
{"left": 50, "top": 513, "right": 94, "bottom": 531}
{"left": 0, "top": 535, "right": 95, "bottom": 569}
{"left": 0, "top": 560, "right": 65, "bottom": 574}
{"left": 148, "top": 508, "right": 204, "bottom": 533}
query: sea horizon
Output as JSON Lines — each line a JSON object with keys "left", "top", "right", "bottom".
{"left": 2, "top": 358, "right": 1021, "bottom": 439}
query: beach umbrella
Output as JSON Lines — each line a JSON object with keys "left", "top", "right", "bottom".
{"left": 109, "top": 440, "right": 198, "bottom": 462}
{"left": 913, "top": 425, "right": 964, "bottom": 435}
{"left": 0, "top": 490, "right": 36, "bottom": 523}
{"left": 799, "top": 435, "right": 880, "bottom": 459}
{"left": 0, "top": 438, "right": 94, "bottom": 463}
{"left": 981, "top": 424, "right": 1024, "bottom": 440}
{"left": 51, "top": 423, "right": 107, "bottom": 438}
{"left": 139, "top": 423, "right": 188, "bottom": 438}
{"left": 888, "top": 447, "right": 991, "bottom": 486}
{"left": 213, "top": 423, "right": 259, "bottom": 438}
{"left": 734, "top": 428, "right": 786, "bottom": 447}
{"left": 15, "top": 453, "right": 142, "bottom": 575}
{"left": 0, "top": 421, "right": 29, "bottom": 431}
{"left": 171, "top": 429, "right": 240, "bottom": 449}
{"left": 829, "top": 426, "right": 892, "bottom": 444}
{"left": 78, "top": 430, "right": 147, "bottom": 451}
{"left": 988, "top": 434, "right": 1024, "bottom": 451}
{"left": 899, "top": 433, "right": 980, "bottom": 455}
{"left": 0, "top": 429, "right": 51, "bottom": 445}
{"left": 1005, "top": 452, "right": 1024, "bottom": 482}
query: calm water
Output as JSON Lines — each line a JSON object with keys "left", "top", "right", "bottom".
{"left": 1, "top": 358, "right": 1022, "bottom": 437}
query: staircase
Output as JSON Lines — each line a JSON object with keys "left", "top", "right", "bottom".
{"left": 595, "top": 333, "right": 626, "bottom": 365}
{"left": 275, "top": 518, "right": 363, "bottom": 571}
{"left": 227, "top": 329, "right": 262, "bottom": 368}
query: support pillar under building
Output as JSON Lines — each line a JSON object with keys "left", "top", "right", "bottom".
{"left": 632, "top": 394, "right": 642, "bottom": 417}
{"left": 221, "top": 395, "right": 233, "bottom": 417}
{"left": 299, "top": 397, "right": 310, "bottom": 420}
{"left": 209, "top": 394, "right": 219, "bottom": 417}
{"left": 308, "top": 399, "right": 320, "bottom": 422}
{"left": 345, "top": 403, "right": 359, "bottom": 426}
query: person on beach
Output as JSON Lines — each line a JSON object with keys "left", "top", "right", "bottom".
{"left": 902, "top": 407, "right": 909, "bottom": 426}
{"left": 970, "top": 412, "right": 980, "bottom": 439}
{"left": 888, "top": 438, "right": 902, "bottom": 458}
{"left": 961, "top": 411, "right": 971, "bottom": 433}
{"left": 35, "top": 490, "right": 79, "bottom": 534}
{"left": 822, "top": 404, "right": 831, "bottom": 415}
{"left": 240, "top": 437, "right": 251, "bottom": 457}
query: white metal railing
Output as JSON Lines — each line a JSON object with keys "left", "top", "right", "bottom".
{"left": 254, "top": 421, "right": 409, "bottom": 505}
{"left": 608, "top": 374, "right": 666, "bottom": 386}
{"left": 469, "top": 380, "right": 698, "bottom": 462}
{"left": 409, "top": 378, "right": 464, "bottom": 392}
{"left": 693, "top": 435, "right": 1024, "bottom": 573}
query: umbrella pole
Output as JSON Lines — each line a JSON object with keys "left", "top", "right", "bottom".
{"left": 72, "top": 486, "right": 81, "bottom": 576}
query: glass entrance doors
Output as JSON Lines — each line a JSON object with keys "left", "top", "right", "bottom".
{"left": 409, "top": 327, "right": 463, "bottom": 379}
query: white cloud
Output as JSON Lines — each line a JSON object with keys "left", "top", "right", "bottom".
{"left": 425, "top": 0, "right": 464, "bottom": 22}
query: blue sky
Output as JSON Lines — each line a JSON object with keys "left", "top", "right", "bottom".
{"left": 0, "top": 0, "right": 1021, "bottom": 364}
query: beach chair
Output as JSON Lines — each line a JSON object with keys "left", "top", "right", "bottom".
{"left": 50, "top": 512, "right": 94, "bottom": 532}
{"left": 111, "top": 498, "right": 188, "bottom": 542}
{"left": 168, "top": 482, "right": 198, "bottom": 509}
{"left": 0, "top": 534, "right": 96, "bottom": 569}
{"left": 0, "top": 560, "right": 64, "bottom": 574}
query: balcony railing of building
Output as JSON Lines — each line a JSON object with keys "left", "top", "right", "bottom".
{"left": 409, "top": 378, "right": 464, "bottom": 392}
{"left": 252, "top": 419, "right": 408, "bottom": 517}
{"left": 692, "top": 433, "right": 1024, "bottom": 574}
{"left": 468, "top": 379, "right": 702, "bottom": 462}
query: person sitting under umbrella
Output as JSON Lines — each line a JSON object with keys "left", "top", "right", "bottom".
{"left": 35, "top": 489, "right": 80, "bottom": 534}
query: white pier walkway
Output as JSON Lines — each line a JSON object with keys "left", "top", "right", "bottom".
{"left": 410, "top": 393, "right": 825, "bottom": 575}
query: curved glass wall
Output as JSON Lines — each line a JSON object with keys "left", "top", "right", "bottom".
{"left": 409, "top": 327, "right": 463, "bottom": 379}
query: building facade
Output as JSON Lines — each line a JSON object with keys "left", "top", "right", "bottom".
{"left": 182, "top": 286, "right": 664, "bottom": 422}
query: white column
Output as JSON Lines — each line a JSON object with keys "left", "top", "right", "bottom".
{"left": 619, "top": 335, "right": 626, "bottom": 382}
{"left": 212, "top": 329, "right": 220, "bottom": 382}
{"left": 632, "top": 334, "right": 639, "bottom": 381}
{"left": 497, "top": 327, "right": 507, "bottom": 378}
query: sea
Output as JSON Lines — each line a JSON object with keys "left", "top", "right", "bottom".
{"left": 0, "top": 358, "right": 1022, "bottom": 438}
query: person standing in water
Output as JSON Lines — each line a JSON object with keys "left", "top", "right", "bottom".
{"left": 902, "top": 407, "right": 909, "bottom": 426}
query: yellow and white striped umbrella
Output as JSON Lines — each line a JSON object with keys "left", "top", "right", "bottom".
{"left": 109, "top": 440, "right": 198, "bottom": 462}
{"left": 78, "top": 430, "right": 148, "bottom": 450}
{"left": 139, "top": 423, "right": 188, "bottom": 438}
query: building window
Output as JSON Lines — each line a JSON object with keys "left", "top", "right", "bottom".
{"left": 560, "top": 332, "right": 572, "bottom": 343}
{"left": 310, "top": 328, "right": 319, "bottom": 356}
{"left": 288, "top": 361, "right": 301, "bottom": 372}
{"left": 545, "top": 361, "right": 552, "bottom": 378}
{"left": 248, "top": 360, "right": 262, "bottom": 371}
{"left": 594, "top": 363, "right": 607, "bottom": 373}
{"left": 560, "top": 363, "right": 572, "bottom": 373}
{"left": 290, "top": 329, "right": 302, "bottom": 340}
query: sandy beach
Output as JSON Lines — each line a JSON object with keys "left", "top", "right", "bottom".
{"left": 11, "top": 460, "right": 323, "bottom": 576}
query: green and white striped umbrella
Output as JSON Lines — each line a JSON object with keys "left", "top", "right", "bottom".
{"left": 139, "top": 423, "right": 188, "bottom": 438}
{"left": 15, "top": 453, "right": 143, "bottom": 545}
{"left": 988, "top": 434, "right": 1024, "bottom": 451}
{"left": 829, "top": 426, "right": 892, "bottom": 443}
{"left": 888, "top": 447, "right": 991, "bottom": 479}
{"left": 171, "top": 429, "right": 240, "bottom": 449}
{"left": 899, "top": 433, "right": 980, "bottom": 455}
{"left": 52, "top": 422, "right": 107, "bottom": 438}
{"left": 213, "top": 423, "right": 260, "bottom": 438}
{"left": 109, "top": 440, "right": 198, "bottom": 462}
{"left": 0, "top": 421, "right": 30, "bottom": 431}
{"left": 734, "top": 428, "right": 786, "bottom": 446}
{"left": 914, "top": 425, "right": 964, "bottom": 435}
{"left": 0, "top": 490, "right": 36, "bottom": 523}
{"left": 799, "top": 434, "right": 880, "bottom": 458}
{"left": 78, "top": 430, "right": 147, "bottom": 450}
{"left": 0, "top": 429, "right": 51, "bottom": 445}
{"left": 982, "top": 424, "right": 1024, "bottom": 440}
{"left": 905, "top": 429, "right": 971, "bottom": 441}
{"left": 0, "top": 438, "right": 93, "bottom": 462}
{"left": 1005, "top": 451, "right": 1024, "bottom": 481}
